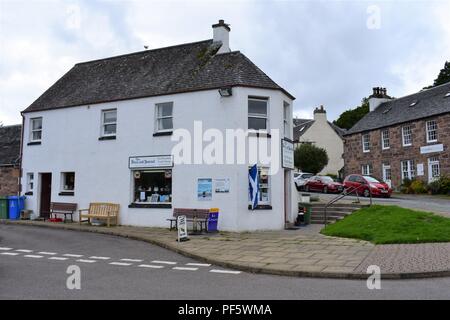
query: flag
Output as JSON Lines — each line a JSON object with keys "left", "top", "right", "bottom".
{"left": 248, "top": 164, "right": 259, "bottom": 210}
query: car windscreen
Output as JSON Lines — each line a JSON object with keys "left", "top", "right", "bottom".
{"left": 320, "top": 176, "right": 334, "bottom": 182}
{"left": 302, "top": 174, "right": 313, "bottom": 179}
{"left": 364, "top": 176, "right": 380, "bottom": 183}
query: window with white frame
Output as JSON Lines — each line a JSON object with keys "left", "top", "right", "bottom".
{"left": 26, "top": 173, "right": 34, "bottom": 193}
{"left": 30, "top": 117, "right": 42, "bottom": 142}
{"left": 402, "top": 125, "right": 412, "bottom": 146}
{"left": 61, "top": 172, "right": 75, "bottom": 191}
{"left": 248, "top": 167, "right": 270, "bottom": 206}
{"left": 361, "top": 164, "right": 372, "bottom": 176}
{"left": 401, "top": 160, "right": 415, "bottom": 181}
{"left": 248, "top": 98, "right": 268, "bottom": 131}
{"left": 428, "top": 157, "right": 440, "bottom": 181}
{"left": 155, "top": 102, "right": 173, "bottom": 132}
{"left": 362, "top": 133, "right": 370, "bottom": 152}
{"left": 101, "top": 109, "right": 117, "bottom": 136}
{"left": 283, "top": 101, "right": 290, "bottom": 138}
{"left": 381, "top": 129, "right": 390, "bottom": 150}
{"left": 426, "top": 120, "right": 438, "bottom": 143}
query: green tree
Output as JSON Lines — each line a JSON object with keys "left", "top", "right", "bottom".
{"left": 433, "top": 61, "right": 450, "bottom": 86}
{"left": 294, "top": 143, "right": 329, "bottom": 174}
{"left": 333, "top": 98, "right": 369, "bottom": 130}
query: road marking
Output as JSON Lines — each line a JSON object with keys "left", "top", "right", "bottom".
{"left": 38, "top": 251, "right": 57, "bottom": 255}
{"left": 151, "top": 260, "right": 177, "bottom": 265}
{"left": 209, "top": 269, "right": 241, "bottom": 274}
{"left": 109, "top": 262, "right": 132, "bottom": 266}
{"left": 16, "top": 249, "right": 33, "bottom": 253}
{"left": 186, "top": 263, "right": 211, "bottom": 267}
{"left": 89, "top": 256, "right": 110, "bottom": 260}
{"left": 138, "top": 264, "right": 164, "bottom": 269}
{"left": 24, "top": 255, "right": 44, "bottom": 259}
{"left": 49, "top": 257, "right": 68, "bottom": 261}
{"left": 173, "top": 267, "right": 198, "bottom": 271}
{"left": 1, "top": 252, "right": 19, "bottom": 256}
{"left": 63, "top": 254, "right": 83, "bottom": 258}
{"left": 120, "top": 258, "right": 143, "bottom": 262}
{"left": 76, "top": 259, "right": 96, "bottom": 263}
{"left": 0, "top": 247, "right": 13, "bottom": 251}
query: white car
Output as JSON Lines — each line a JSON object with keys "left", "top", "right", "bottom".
{"left": 294, "top": 172, "right": 314, "bottom": 190}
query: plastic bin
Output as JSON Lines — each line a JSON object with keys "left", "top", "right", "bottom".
{"left": 298, "top": 202, "right": 312, "bottom": 225}
{"left": 8, "top": 196, "right": 26, "bottom": 220}
{"left": 207, "top": 208, "right": 219, "bottom": 232}
{"left": 0, "top": 196, "right": 8, "bottom": 219}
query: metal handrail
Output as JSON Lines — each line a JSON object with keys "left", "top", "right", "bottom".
{"left": 324, "top": 184, "right": 372, "bottom": 225}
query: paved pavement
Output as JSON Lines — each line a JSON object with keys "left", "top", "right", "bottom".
{"left": 1, "top": 224, "right": 450, "bottom": 299}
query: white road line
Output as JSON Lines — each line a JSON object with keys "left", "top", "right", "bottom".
{"left": 63, "top": 254, "right": 83, "bottom": 258}
{"left": 138, "top": 264, "right": 164, "bottom": 269}
{"left": 173, "top": 267, "right": 198, "bottom": 271}
{"left": 1, "top": 252, "right": 19, "bottom": 256}
{"left": 16, "top": 249, "right": 33, "bottom": 253}
{"left": 49, "top": 257, "right": 68, "bottom": 261}
{"left": 186, "top": 263, "right": 211, "bottom": 267}
{"left": 89, "top": 256, "right": 110, "bottom": 260}
{"left": 38, "top": 252, "right": 57, "bottom": 255}
{"left": 76, "top": 259, "right": 96, "bottom": 263}
{"left": 0, "top": 247, "right": 13, "bottom": 251}
{"left": 24, "top": 255, "right": 44, "bottom": 259}
{"left": 209, "top": 269, "right": 241, "bottom": 274}
{"left": 151, "top": 260, "right": 177, "bottom": 265}
{"left": 109, "top": 262, "right": 132, "bottom": 266}
{"left": 120, "top": 258, "right": 143, "bottom": 262}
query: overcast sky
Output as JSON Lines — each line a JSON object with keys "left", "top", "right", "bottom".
{"left": 0, "top": 0, "right": 449, "bottom": 125}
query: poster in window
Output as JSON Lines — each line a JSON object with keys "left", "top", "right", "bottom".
{"left": 197, "top": 178, "right": 212, "bottom": 201}
{"left": 214, "top": 178, "right": 230, "bottom": 193}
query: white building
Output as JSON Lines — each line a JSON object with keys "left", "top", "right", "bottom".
{"left": 293, "top": 106, "right": 346, "bottom": 176}
{"left": 20, "top": 20, "right": 297, "bottom": 231}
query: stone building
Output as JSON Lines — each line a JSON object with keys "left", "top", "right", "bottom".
{"left": 0, "top": 124, "right": 21, "bottom": 196}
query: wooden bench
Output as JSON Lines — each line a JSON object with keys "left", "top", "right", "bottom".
{"left": 50, "top": 202, "right": 77, "bottom": 223}
{"left": 79, "top": 203, "right": 120, "bottom": 227}
{"left": 168, "top": 208, "right": 209, "bottom": 233}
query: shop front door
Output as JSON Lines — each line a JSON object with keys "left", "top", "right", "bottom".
{"left": 39, "top": 173, "right": 52, "bottom": 219}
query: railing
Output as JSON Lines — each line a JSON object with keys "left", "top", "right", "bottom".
{"left": 323, "top": 184, "right": 372, "bottom": 225}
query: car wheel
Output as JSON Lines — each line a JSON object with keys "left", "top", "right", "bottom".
{"left": 323, "top": 186, "right": 328, "bottom": 194}
{"left": 363, "top": 189, "right": 370, "bottom": 197}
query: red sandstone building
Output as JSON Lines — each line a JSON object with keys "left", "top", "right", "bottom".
{"left": 0, "top": 124, "right": 21, "bottom": 196}
{"left": 343, "top": 82, "right": 450, "bottom": 190}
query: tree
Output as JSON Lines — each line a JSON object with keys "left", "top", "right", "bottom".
{"left": 294, "top": 143, "right": 329, "bottom": 174}
{"left": 333, "top": 98, "right": 369, "bottom": 130}
{"left": 433, "top": 61, "right": 450, "bottom": 87}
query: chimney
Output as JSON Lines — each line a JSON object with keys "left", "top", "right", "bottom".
{"left": 313, "top": 105, "right": 327, "bottom": 122}
{"left": 212, "top": 19, "right": 231, "bottom": 54}
{"left": 369, "top": 86, "right": 392, "bottom": 112}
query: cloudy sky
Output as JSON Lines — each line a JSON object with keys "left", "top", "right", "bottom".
{"left": 0, "top": 0, "right": 449, "bottom": 125}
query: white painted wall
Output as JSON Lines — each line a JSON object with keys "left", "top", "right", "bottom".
{"left": 21, "top": 87, "right": 295, "bottom": 231}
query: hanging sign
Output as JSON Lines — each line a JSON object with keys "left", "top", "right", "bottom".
{"left": 177, "top": 215, "right": 189, "bottom": 242}
{"left": 281, "top": 139, "right": 294, "bottom": 169}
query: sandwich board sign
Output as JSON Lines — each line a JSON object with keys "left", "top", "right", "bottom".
{"left": 177, "top": 215, "right": 189, "bottom": 242}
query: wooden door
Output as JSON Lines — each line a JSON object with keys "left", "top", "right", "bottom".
{"left": 40, "top": 173, "right": 52, "bottom": 218}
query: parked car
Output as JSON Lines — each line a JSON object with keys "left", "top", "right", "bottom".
{"left": 343, "top": 174, "right": 392, "bottom": 198}
{"left": 304, "top": 176, "right": 344, "bottom": 193}
{"left": 294, "top": 172, "right": 314, "bottom": 191}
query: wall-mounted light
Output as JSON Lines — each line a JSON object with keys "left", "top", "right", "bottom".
{"left": 218, "top": 87, "right": 232, "bottom": 97}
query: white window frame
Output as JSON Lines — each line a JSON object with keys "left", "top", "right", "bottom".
{"left": 381, "top": 129, "right": 390, "bottom": 150}
{"left": 402, "top": 125, "right": 412, "bottom": 147}
{"left": 362, "top": 133, "right": 370, "bottom": 153}
{"left": 101, "top": 109, "right": 117, "bottom": 137}
{"left": 30, "top": 117, "right": 43, "bottom": 142}
{"left": 401, "top": 160, "right": 415, "bottom": 181}
{"left": 26, "top": 173, "right": 34, "bottom": 193}
{"left": 248, "top": 97, "right": 269, "bottom": 132}
{"left": 60, "top": 172, "right": 75, "bottom": 192}
{"left": 426, "top": 120, "right": 438, "bottom": 143}
{"left": 428, "top": 157, "right": 440, "bottom": 183}
{"left": 283, "top": 101, "right": 291, "bottom": 138}
{"left": 248, "top": 167, "right": 271, "bottom": 206}
{"left": 361, "top": 164, "right": 372, "bottom": 176}
{"left": 155, "top": 102, "right": 174, "bottom": 133}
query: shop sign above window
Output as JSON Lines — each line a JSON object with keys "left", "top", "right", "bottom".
{"left": 129, "top": 155, "right": 174, "bottom": 169}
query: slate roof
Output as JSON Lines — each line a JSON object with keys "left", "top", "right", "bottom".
{"left": 293, "top": 119, "right": 346, "bottom": 141}
{"left": 23, "top": 39, "right": 294, "bottom": 113}
{"left": 0, "top": 125, "right": 21, "bottom": 166}
{"left": 346, "top": 81, "right": 450, "bottom": 135}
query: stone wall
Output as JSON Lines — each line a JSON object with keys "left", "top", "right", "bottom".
{"left": 0, "top": 167, "right": 19, "bottom": 196}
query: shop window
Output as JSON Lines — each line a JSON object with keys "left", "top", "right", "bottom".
{"left": 248, "top": 98, "right": 268, "bottom": 131}
{"left": 133, "top": 170, "right": 172, "bottom": 204}
{"left": 30, "top": 117, "right": 42, "bottom": 142}
{"left": 155, "top": 102, "right": 173, "bottom": 132}
{"left": 101, "top": 109, "right": 117, "bottom": 137}
{"left": 248, "top": 167, "right": 270, "bottom": 206}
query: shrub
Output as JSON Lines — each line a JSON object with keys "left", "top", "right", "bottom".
{"left": 427, "top": 175, "right": 450, "bottom": 195}
{"left": 410, "top": 180, "right": 427, "bottom": 194}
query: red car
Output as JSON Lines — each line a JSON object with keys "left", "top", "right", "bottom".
{"left": 343, "top": 174, "right": 392, "bottom": 198}
{"left": 304, "top": 176, "right": 344, "bottom": 194}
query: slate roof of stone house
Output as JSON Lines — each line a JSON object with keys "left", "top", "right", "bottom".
{"left": 346, "top": 81, "right": 450, "bottom": 135}
{"left": 23, "top": 39, "right": 294, "bottom": 113}
{"left": 293, "top": 119, "right": 346, "bottom": 142}
{"left": 0, "top": 124, "right": 21, "bottom": 166}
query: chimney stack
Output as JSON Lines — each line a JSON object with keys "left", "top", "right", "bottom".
{"left": 313, "top": 105, "right": 327, "bottom": 122}
{"left": 369, "top": 87, "right": 392, "bottom": 112}
{"left": 212, "top": 19, "right": 231, "bottom": 54}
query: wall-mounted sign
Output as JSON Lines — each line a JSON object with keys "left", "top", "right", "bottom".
{"left": 197, "top": 178, "right": 212, "bottom": 201}
{"left": 214, "top": 178, "right": 230, "bottom": 193}
{"left": 417, "top": 163, "right": 424, "bottom": 176}
{"left": 420, "top": 144, "right": 444, "bottom": 154}
{"left": 281, "top": 139, "right": 294, "bottom": 170}
{"left": 129, "top": 155, "right": 174, "bottom": 169}
{"left": 177, "top": 215, "right": 189, "bottom": 242}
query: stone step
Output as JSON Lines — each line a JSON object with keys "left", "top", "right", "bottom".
{"left": 311, "top": 211, "right": 352, "bottom": 217}
{"left": 309, "top": 203, "right": 367, "bottom": 209}
{"left": 310, "top": 207, "right": 360, "bottom": 213}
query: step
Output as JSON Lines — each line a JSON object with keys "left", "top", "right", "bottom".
{"left": 311, "top": 212, "right": 352, "bottom": 218}
{"left": 309, "top": 203, "right": 367, "bottom": 209}
{"left": 311, "top": 208, "right": 359, "bottom": 214}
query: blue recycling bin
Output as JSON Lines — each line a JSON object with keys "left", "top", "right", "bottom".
{"left": 207, "top": 208, "right": 219, "bottom": 232}
{"left": 8, "top": 196, "right": 26, "bottom": 220}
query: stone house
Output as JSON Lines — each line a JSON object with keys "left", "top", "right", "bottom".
{"left": 0, "top": 124, "right": 21, "bottom": 196}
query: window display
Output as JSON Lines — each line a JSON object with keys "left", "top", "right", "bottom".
{"left": 133, "top": 170, "right": 172, "bottom": 204}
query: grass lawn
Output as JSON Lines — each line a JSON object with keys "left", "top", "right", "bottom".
{"left": 320, "top": 205, "right": 450, "bottom": 244}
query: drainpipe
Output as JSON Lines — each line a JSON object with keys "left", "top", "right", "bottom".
{"left": 18, "top": 112, "right": 25, "bottom": 197}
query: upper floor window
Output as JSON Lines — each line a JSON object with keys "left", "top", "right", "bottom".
{"left": 402, "top": 125, "right": 412, "bottom": 146}
{"left": 381, "top": 129, "right": 390, "bottom": 150}
{"left": 248, "top": 98, "right": 268, "bottom": 131}
{"left": 101, "top": 109, "right": 117, "bottom": 137}
{"left": 30, "top": 117, "right": 42, "bottom": 142}
{"left": 426, "top": 120, "right": 438, "bottom": 143}
{"left": 362, "top": 133, "right": 370, "bottom": 152}
{"left": 155, "top": 102, "right": 173, "bottom": 132}
{"left": 283, "top": 101, "right": 290, "bottom": 138}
